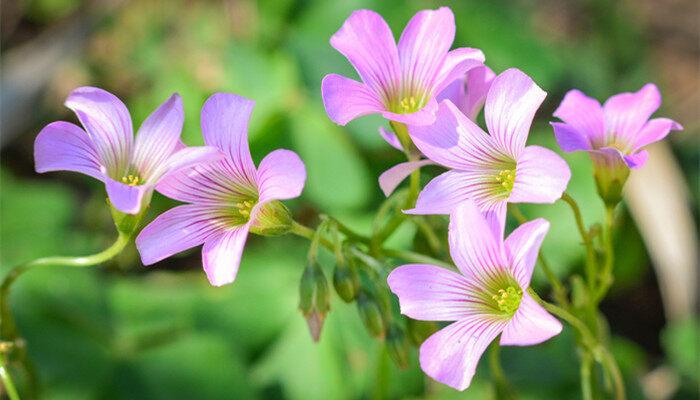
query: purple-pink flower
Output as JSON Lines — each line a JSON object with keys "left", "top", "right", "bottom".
{"left": 34, "top": 87, "right": 222, "bottom": 214}
{"left": 388, "top": 200, "right": 562, "bottom": 391}
{"left": 321, "top": 7, "right": 484, "bottom": 127}
{"left": 136, "top": 93, "right": 306, "bottom": 287}
{"left": 406, "top": 68, "right": 571, "bottom": 233}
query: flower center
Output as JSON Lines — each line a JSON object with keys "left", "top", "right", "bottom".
{"left": 234, "top": 200, "right": 256, "bottom": 221}
{"left": 494, "top": 168, "right": 516, "bottom": 193}
{"left": 491, "top": 286, "right": 523, "bottom": 315}
{"left": 121, "top": 174, "right": 142, "bottom": 186}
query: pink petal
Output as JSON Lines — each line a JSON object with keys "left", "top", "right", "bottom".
{"left": 632, "top": 118, "right": 683, "bottom": 151}
{"left": 438, "top": 64, "right": 495, "bottom": 121}
{"left": 448, "top": 201, "right": 508, "bottom": 284}
{"left": 132, "top": 93, "right": 184, "bottom": 179}
{"left": 432, "top": 48, "right": 485, "bottom": 97}
{"left": 256, "top": 149, "right": 306, "bottom": 203}
{"left": 603, "top": 83, "right": 661, "bottom": 145}
{"left": 623, "top": 149, "right": 648, "bottom": 169}
{"left": 200, "top": 93, "right": 258, "bottom": 184}
{"left": 136, "top": 204, "right": 223, "bottom": 265}
{"left": 378, "top": 160, "right": 433, "bottom": 197}
{"left": 64, "top": 86, "right": 133, "bottom": 176}
{"left": 552, "top": 89, "right": 604, "bottom": 147}
{"left": 509, "top": 145, "right": 571, "bottom": 204}
{"left": 202, "top": 226, "right": 250, "bottom": 287}
{"left": 500, "top": 293, "right": 562, "bottom": 346}
{"left": 593, "top": 146, "right": 648, "bottom": 170}
{"left": 420, "top": 315, "right": 508, "bottom": 391}
{"left": 148, "top": 146, "right": 224, "bottom": 185}
{"left": 34, "top": 121, "right": 104, "bottom": 181}
{"left": 156, "top": 161, "right": 257, "bottom": 205}
{"left": 321, "top": 74, "right": 385, "bottom": 126}
{"left": 380, "top": 99, "right": 439, "bottom": 126}
{"left": 504, "top": 218, "right": 550, "bottom": 288}
{"left": 409, "top": 100, "right": 506, "bottom": 170}
{"left": 388, "top": 264, "right": 482, "bottom": 321}
{"left": 330, "top": 9, "right": 401, "bottom": 101}
{"left": 105, "top": 177, "right": 149, "bottom": 215}
{"left": 378, "top": 126, "right": 403, "bottom": 151}
{"left": 485, "top": 68, "right": 546, "bottom": 157}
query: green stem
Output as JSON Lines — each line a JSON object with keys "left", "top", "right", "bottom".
{"left": 324, "top": 216, "right": 370, "bottom": 244}
{"left": 595, "top": 206, "right": 616, "bottom": 303}
{"left": 580, "top": 351, "right": 594, "bottom": 400}
{"left": 0, "top": 354, "right": 20, "bottom": 400}
{"left": 489, "top": 342, "right": 516, "bottom": 400}
{"left": 600, "top": 345, "right": 626, "bottom": 400}
{"left": 560, "top": 193, "right": 598, "bottom": 291}
{"left": 411, "top": 217, "right": 442, "bottom": 255}
{"left": 527, "top": 288, "right": 595, "bottom": 348}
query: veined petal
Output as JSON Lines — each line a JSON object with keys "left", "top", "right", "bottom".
{"left": 552, "top": 89, "right": 604, "bottom": 147}
{"left": 409, "top": 100, "right": 507, "bottom": 170}
{"left": 420, "top": 315, "right": 508, "bottom": 391}
{"left": 321, "top": 74, "right": 385, "bottom": 125}
{"left": 330, "top": 9, "right": 401, "bottom": 101}
{"left": 448, "top": 201, "right": 508, "bottom": 284}
{"left": 257, "top": 149, "right": 306, "bottom": 203}
{"left": 485, "top": 69, "right": 546, "bottom": 157}
{"left": 510, "top": 145, "right": 571, "bottom": 204}
{"left": 623, "top": 150, "right": 648, "bottom": 169}
{"left": 500, "top": 293, "right": 562, "bottom": 346}
{"left": 201, "top": 93, "right": 257, "bottom": 184}
{"left": 398, "top": 7, "right": 455, "bottom": 96}
{"left": 388, "top": 264, "right": 483, "bottom": 321}
{"left": 105, "top": 177, "right": 150, "bottom": 214}
{"left": 64, "top": 87, "right": 133, "bottom": 176}
{"left": 632, "top": 118, "right": 683, "bottom": 151}
{"left": 505, "top": 218, "right": 550, "bottom": 288}
{"left": 379, "top": 160, "right": 433, "bottom": 197}
{"left": 380, "top": 99, "right": 439, "bottom": 126}
{"left": 202, "top": 226, "right": 250, "bottom": 287}
{"left": 132, "top": 93, "right": 184, "bottom": 179}
{"left": 432, "top": 48, "right": 485, "bottom": 97}
{"left": 147, "top": 146, "right": 224, "bottom": 185}
{"left": 34, "top": 121, "right": 104, "bottom": 181}
{"left": 603, "top": 83, "right": 661, "bottom": 145}
{"left": 438, "top": 64, "right": 495, "bottom": 121}
{"left": 378, "top": 126, "right": 403, "bottom": 151}
{"left": 136, "top": 204, "right": 224, "bottom": 265}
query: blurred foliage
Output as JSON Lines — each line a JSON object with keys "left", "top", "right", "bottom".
{"left": 1, "top": 0, "right": 698, "bottom": 399}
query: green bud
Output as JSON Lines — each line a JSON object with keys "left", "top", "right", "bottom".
{"left": 591, "top": 153, "right": 629, "bottom": 207}
{"left": 357, "top": 291, "right": 385, "bottom": 338}
{"left": 386, "top": 324, "right": 411, "bottom": 369}
{"left": 332, "top": 257, "right": 359, "bottom": 303}
{"left": 250, "top": 201, "right": 293, "bottom": 236}
{"left": 298, "top": 262, "right": 330, "bottom": 342}
{"left": 109, "top": 202, "right": 147, "bottom": 236}
{"left": 407, "top": 319, "right": 439, "bottom": 346}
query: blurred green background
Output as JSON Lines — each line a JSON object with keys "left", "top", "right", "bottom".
{"left": 1, "top": 0, "right": 698, "bottom": 399}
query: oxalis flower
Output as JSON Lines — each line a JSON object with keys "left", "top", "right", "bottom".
{"left": 34, "top": 87, "right": 222, "bottom": 214}
{"left": 136, "top": 93, "right": 306, "bottom": 286}
{"left": 378, "top": 65, "right": 496, "bottom": 196}
{"left": 388, "top": 200, "right": 562, "bottom": 391}
{"left": 321, "top": 7, "right": 485, "bottom": 126}
{"left": 551, "top": 84, "right": 682, "bottom": 205}
{"left": 406, "top": 68, "right": 571, "bottom": 234}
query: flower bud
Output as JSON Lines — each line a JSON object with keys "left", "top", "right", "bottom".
{"left": 250, "top": 201, "right": 294, "bottom": 236}
{"left": 298, "top": 262, "right": 330, "bottom": 342}
{"left": 407, "top": 319, "right": 439, "bottom": 346}
{"left": 386, "top": 323, "right": 410, "bottom": 369}
{"left": 332, "top": 257, "right": 359, "bottom": 303}
{"left": 357, "top": 290, "right": 385, "bottom": 338}
{"left": 591, "top": 153, "right": 629, "bottom": 207}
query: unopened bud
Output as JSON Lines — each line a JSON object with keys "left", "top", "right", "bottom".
{"left": 298, "top": 262, "right": 330, "bottom": 342}
{"left": 357, "top": 291, "right": 385, "bottom": 338}
{"left": 333, "top": 258, "right": 359, "bottom": 303}
{"left": 386, "top": 324, "right": 410, "bottom": 369}
{"left": 590, "top": 153, "right": 629, "bottom": 207}
{"left": 407, "top": 319, "right": 439, "bottom": 346}
{"left": 250, "top": 201, "right": 293, "bottom": 236}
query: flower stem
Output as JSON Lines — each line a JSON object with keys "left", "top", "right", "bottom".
{"left": 560, "top": 193, "right": 598, "bottom": 291}
{"left": 489, "top": 342, "right": 517, "bottom": 400}
{"left": 580, "top": 351, "right": 594, "bottom": 400}
{"left": 0, "top": 354, "right": 20, "bottom": 400}
{"left": 595, "top": 205, "right": 616, "bottom": 303}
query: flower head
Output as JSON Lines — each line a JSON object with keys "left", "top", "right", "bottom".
{"left": 135, "top": 93, "right": 306, "bottom": 286}
{"left": 321, "top": 7, "right": 484, "bottom": 126}
{"left": 406, "top": 68, "right": 571, "bottom": 234}
{"left": 34, "top": 87, "right": 222, "bottom": 214}
{"left": 551, "top": 85, "right": 682, "bottom": 205}
{"left": 388, "top": 200, "right": 562, "bottom": 391}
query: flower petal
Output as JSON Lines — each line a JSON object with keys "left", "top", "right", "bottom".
{"left": 623, "top": 150, "right": 648, "bottom": 169}
{"left": 136, "top": 204, "right": 223, "bottom": 265}
{"left": 147, "top": 146, "right": 224, "bottom": 185}
{"left": 438, "top": 64, "right": 495, "bottom": 121}
{"left": 132, "top": 93, "right": 184, "bottom": 179}
{"left": 156, "top": 161, "right": 257, "bottom": 205}
{"left": 202, "top": 226, "right": 250, "bottom": 287}
{"left": 380, "top": 99, "right": 439, "bottom": 126}
{"left": 632, "top": 118, "right": 683, "bottom": 151}
{"left": 378, "top": 126, "right": 403, "bottom": 151}
{"left": 321, "top": 74, "right": 385, "bottom": 125}
{"left": 603, "top": 83, "right": 661, "bottom": 145}
{"left": 257, "top": 149, "right": 306, "bottom": 203}
{"left": 500, "top": 293, "right": 562, "bottom": 346}
{"left": 485, "top": 68, "right": 546, "bottom": 157}
{"left": 505, "top": 218, "right": 550, "bottom": 288}
{"left": 510, "top": 145, "right": 571, "bottom": 204}
{"left": 432, "top": 48, "right": 485, "bottom": 97}
{"left": 420, "top": 315, "right": 508, "bottom": 391}
{"left": 201, "top": 93, "right": 258, "bottom": 183}
{"left": 105, "top": 177, "right": 149, "bottom": 214}
{"left": 64, "top": 86, "right": 133, "bottom": 176}
{"left": 388, "top": 264, "right": 482, "bottom": 321}
{"left": 379, "top": 160, "right": 433, "bottom": 197}
{"left": 34, "top": 121, "right": 104, "bottom": 181}
{"left": 330, "top": 9, "right": 400, "bottom": 101}
{"left": 552, "top": 89, "right": 604, "bottom": 147}
{"left": 551, "top": 122, "right": 592, "bottom": 152}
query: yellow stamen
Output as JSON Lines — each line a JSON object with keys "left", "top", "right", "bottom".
{"left": 121, "top": 174, "right": 141, "bottom": 186}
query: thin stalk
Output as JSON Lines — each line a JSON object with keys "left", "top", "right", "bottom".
{"left": 324, "top": 216, "right": 370, "bottom": 244}
{"left": 595, "top": 206, "right": 616, "bottom": 303}
{"left": 0, "top": 354, "right": 20, "bottom": 400}
{"left": 489, "top": 342, "right": 517, "bottom": 400}
{"left": 600, "top": 345, "right": 626, "bottom": 400}
{"left": 560, "top": 193, "right": 598, "bottom": 291}
{"left": 411, "top": 216, "right": 442, "bottom": 254}
{"left": 580, "top": 352, "right": 594, "bottom": 400}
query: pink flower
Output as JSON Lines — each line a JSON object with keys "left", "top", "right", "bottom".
{"left": 136, "top": 93, "right": 306, "bottom": 286}
{"left": 388, "top": 200, "right": 562, "bottom": 391}
{"left": 406, "top": 68, "right": 571, "bottom": 234}
{"left": 321, "top": 7, "right": 484, "bottom": 126}
{"left": 34, "top": 87, "right": 222, "bottom": 214}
